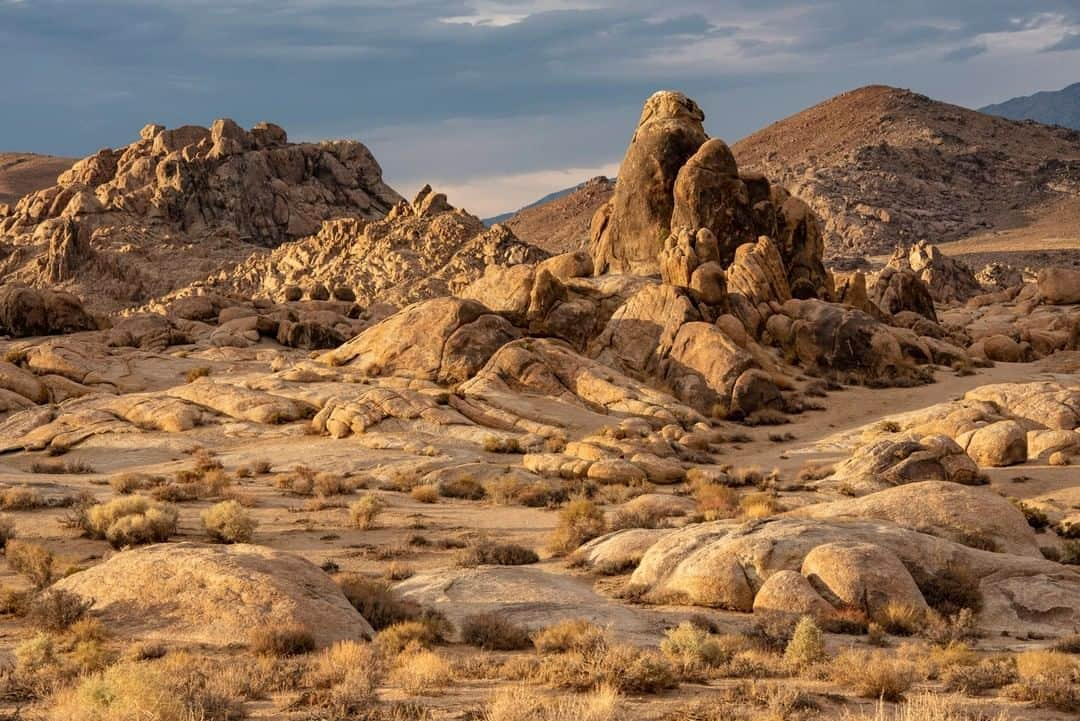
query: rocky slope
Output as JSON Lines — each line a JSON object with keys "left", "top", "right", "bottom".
{"left": 981, "top": 82, "right": 1080, "bottom": 130}
{"left": 0, "top": 152, "right": 75, "bottom": 207}
{"left": 0, "top": 120, "right": 403, "bottom": 313}
{"left": 732, "top": 85, "right": 1080, "bottom": 257}
{"left": 496, "top": 176, "right": 614, "bottom": 255}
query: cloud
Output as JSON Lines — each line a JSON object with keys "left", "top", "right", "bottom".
{"left": 943, "top": 44, "right": 987, "bottom": 62}
{"left": 1, "top": 0, "right": 1079, "bottom": 215}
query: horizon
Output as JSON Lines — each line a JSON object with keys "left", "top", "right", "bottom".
{"left": 2, "top": 1, "right": 1079, "bottom": 217}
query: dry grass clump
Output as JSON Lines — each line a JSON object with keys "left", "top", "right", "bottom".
{"left": 337, "top": 574, "right": 429, "bottom": 631}
{"left": 784, "top": 617, "right": 826, "bottom": 669}
{"left": 547, "top": 498, "right": 606, "bottom": 555}
{"left": 874, "top": 602, "right": 926, "bottom": 637}
{"left": 375, "top": 617, "right": 451, "bottom": 654}
{"left": 483, "top": 435, "right": 524, "bottom": 454}
{"left": 609, "top": 497, "right": 682, "bottom": 531}
{"left": 739, "top": 492, "right": 781, "bottom": 519}
{"left": 831, "top": 649, "right": 917, "bottom": 701}
{"left": 532, "top": 619, "right": 608, "bottom": 655}
{"left": 457, "top": 538, "right": 539, "bottom": 567}
{"left": 941, "top": 656, "right": 1016, "bottom": 695}
{"left": 313, "top": 472, "right": 356, "bottom": 497}
{"left": 410, "top": 484, "right": 439, "bottom": 503}
{"left": 693, "top": 483, "right": 738, "bottom": 520}
{"left": 461, "top": 613, "right": 533, "bottom": 651}
{"left": 1, "top": 485, "right": 45, "bottom": 510}
{"left": 109, "top": 473, "right": 150, "bottom": 494}
{"left": 389, "top": 649, "right": 454, "bottom": 695}
{"left": 839, "top": 693, "right": 1010, "bottom": 721}
{"left": 438, "top": 476, "right": 487, "bottom": 500}
{"left": 185, "top": 366, "right": 212, "bottom": 383}
{"left": 305, "top": 640, "right": 382, "bottom": 716}
{"left": 249, "top": 623, "right": 316, "bottom": 657}
{"left": 26, "top": 589, "right": 93, "bottom": 632}
{"left": 81, "top": 496, "right": 178, "bottom": 548}
{"left": 0, "top": 514, "right": 14, "bottom": 549}
{"left": 525, "top": 641, "right": 679, "bottom": 694}
{"left": 201, "top": 500, "right": 257, "bottom": 543}
{"left": 1006, "top": 650, "right": 1080, "bottom": 711}
{"left": 483, "top": 684, "right": 622, "bottom": 721}
{"left": 1053, "top": 633, "right": 1080, "bottom": 653}
{"left": 660, "top": 621, "right": 729, "bottom": 675}
{"left": 349, "top": 493, "right": 387, "bottom": 529}
{"left": 48, "top": 653, "right": 243, "bottom": 721}
{"left": 6, "top": 539, "right": 54, "bottom": 588}
{"left": 30, "top": 459, "right": 95, "bottom": 474}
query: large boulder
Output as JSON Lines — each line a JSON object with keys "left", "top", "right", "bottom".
{"left": 801, "top": 541, "right": 928, "bottom": 617}
{"left": 0, "top": 285, "right": 97, "bottom": 338}
{"left": 869, "top": 266, "right": 938, "bottom": 322}
{"left": 726, "top": 236, "right": 792, "bottom": 306}
{"left": 669, "top": 139, "right": 757, "bottom": 265}
{"left": 53, "top": 543, "right": 373, "bottom": 647}
{"left": 1038, "top": 267, "right": 1080, "bottom": 305}
{"left": 590, "top": 91, "right": 708, "bottom": 275}
{"left": 903, "top": 241, "right": 982, "bottom": 304}
{"left": 590, "top": 283, "right": 700, "bottom": 376}
{"left": 322, "top": 297, "right": 519, "bottom": 383}
{"left": 660, "top": 322, "right": 765, "bottom": 416}
{"left": 821, "top": 435, "right": 980, "bottom": 495}
{"left": 957, "top": 420, "right": 1028, "bottom": 467}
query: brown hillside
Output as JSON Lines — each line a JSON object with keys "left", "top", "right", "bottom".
{"left": 732, "top": 85, "right": 1080, "bottom": 256}
{"left": 503, "top": 175, "right": 614, "bottom": 255}
{"left": 0, "top": 152, "right": 75, "bottom": 206}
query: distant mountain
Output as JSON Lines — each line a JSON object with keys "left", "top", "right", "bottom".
{"left": 733, "top": 85, "right": 1080, "bottom": 255}
{"left": 487, "top": 175, "right": 615, "bottom": 255}
{"left": 0, "top": 152, "right": 76, "bottom": 206}
{"left": 980, "top": 83, "right": 1080, "bottom": 130}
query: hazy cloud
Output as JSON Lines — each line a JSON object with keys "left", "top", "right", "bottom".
{"left": 1, "top": 0, "right": 1078, "bottom": 213}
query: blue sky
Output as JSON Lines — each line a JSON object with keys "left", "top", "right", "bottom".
{"left": 2, "top": 0, "right": 1079, "bottom": 215}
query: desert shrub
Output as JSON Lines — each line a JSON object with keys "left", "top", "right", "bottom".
{"left": 306, "top": 640, "right": 382, "bottom": 715}
{"left": 784, "top": 616, "right": 826, "bottom": 668}
{"left": 831, "top": 649, "right": 917, "bottom": 701}
{"left": 48, "top": 654, "right": 242, "bottom": 721}
{"left": 82, "top": 496, "right": 178, "bottom": 548}
{"left": 532, "top": 619, "right": 607, "bottom": 655}
{"left": 461, "top": 613, "right": 532, "bottom": 651}
{"left": 249, "top": 623, "right": 315, "bottom": 657}
{"left": 313, "top": 473, "right": 354, "bottom": 497}
{"left": 942, "top": 657, "right": 1017, "bottom": 695}
{"left": 609, "top": 498, "right": 680, "bottom": 530}
{"left": 1053, "top": 634, "right": 1080, "bottom": 653}
{"left": 796, "top": 463, "right": 835, "bottom": 482}
{"left": 252, "top": 460, "right": 272, "bottom": 475}
{"left": 185, "top": 366, "right": 211, "bottom": 383}
{"left": 410, "top": 485, "right": 439, "bottom": 503}
{"left": 26, "top": 589, "right": 93, "bottom": 632}
{"left": 913, "top": 564, "right": 982, "bottom": 617}
{"left": 739, "top": 492, "right": 780, "bottom": 519}
{"left": 30, "top": 459, "right": 95, "bottom": 474}
{"left": 839, "top": 693, "right": 1011, "bottom": 721}
{"left": 375, "top": 617, "right": 451, "bottom": 654}
{"left": 1006, "top": 650, "right": 1080, "bottom": 711}
{"left": 201, "top": 500, "right": 257, "bottom": 543}
{"left": 1061, "top": 540, "right": 1080, "bottom": 565}
{"left": 876, "top": 602, "right": 926, "bottom": 637}
{"left": 438, "top": 477, "right": 486, "bottom": 500}
{"left": 661, "top": 621, "right": 728, "bottom": 671}
{"left": 338, "top": 575, "right": 420, "bottom": 630}
{"left": 483, "top": 684, "right": 621, "bottom": 721}
{"left": 1012, "top": 499, "right": 1049, "bottom": 530}
{"left": 547, "top": 499, "right": 606, "bottom": 555}
{"left": 6, "top": 539, "right": 54, "bottom": 588}
{"left": 349, "top": 493, "right": 387, "bottom": 529}
{"left": 0, "top": 514, "right": 15, "bottom": 549}
{"left": 693, "top": 483, "right": 738, "bottom": 520}
{"left": 389, "top": 649, "right": 453, "bottom": 695}
{"left": 457, "top": 539, "right": 539, "bottom": 567}
{"left": 1, "top": 486, "right": 45, "bottom": 511}
{"left": 515, "top": 482, "right": 568, "bottom": 508}
{"left": 108, "top": 473, "right": 148, "bottom": 495}
{"left": 483, "top": 435, "right": 523, "bottom": 454}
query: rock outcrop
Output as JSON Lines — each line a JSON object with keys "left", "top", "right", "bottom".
{"left": 53, "top": 543, "right": 373, "bottom": 647}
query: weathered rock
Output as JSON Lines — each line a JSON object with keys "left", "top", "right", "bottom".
{"left": 323, "top": 297, "right": 519, "bottom": 384}
{"left": 801, "top": 541, "right": 928, "bottom": 617}
{"left": 661, "top": 322, "right": 757, "bottom": 416}
{"left": 590, "top": 283, "right": 700, "bottom": 376}
{"left": 900, "top": 241, "right": 982, "bottom": 304}
{"left": 752, "top": 570, "right": 834, "bottom": 623}
{"left": 869, "top": 266, "right": 938, "bottom": 322}
{"left": 957, "top": 420, "right": 1027, "bottom": 467}
{"left": 822, "top": 435, "right": 980, "bottom": 495}
{"left": 1038, "top": 267, "right": 1080, "bottom": 305}
{"left": 0, "top": 285, "right": 97, "bottom": 338}
{"left": 53, "top": 543, "right": 372, "bottom": 647}
{"left": 590, "top": 91, "right": 708, "bottom": 275}
{"left": 725, "top": 236, "right": 791, "bottom": 306}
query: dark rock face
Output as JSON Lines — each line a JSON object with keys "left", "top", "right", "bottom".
{"left": 0, "top": 285, "right": 97, "bottom": 337}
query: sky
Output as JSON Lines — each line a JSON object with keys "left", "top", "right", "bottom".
{"left": 1, "top": 1, "right": 1079, "bottom": 217}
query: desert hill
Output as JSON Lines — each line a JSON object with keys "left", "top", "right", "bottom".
{"left": 496, "top": 175, "right": 615, "bottom": 255}
{"left": 981, "top": 82, "right": 1080, "bottom": 130}
{"left": 0, "top": 152, "right": 76, "bottom": 206}
{"left": 732, "top": 85, "right": 1080, "bottom": 256}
